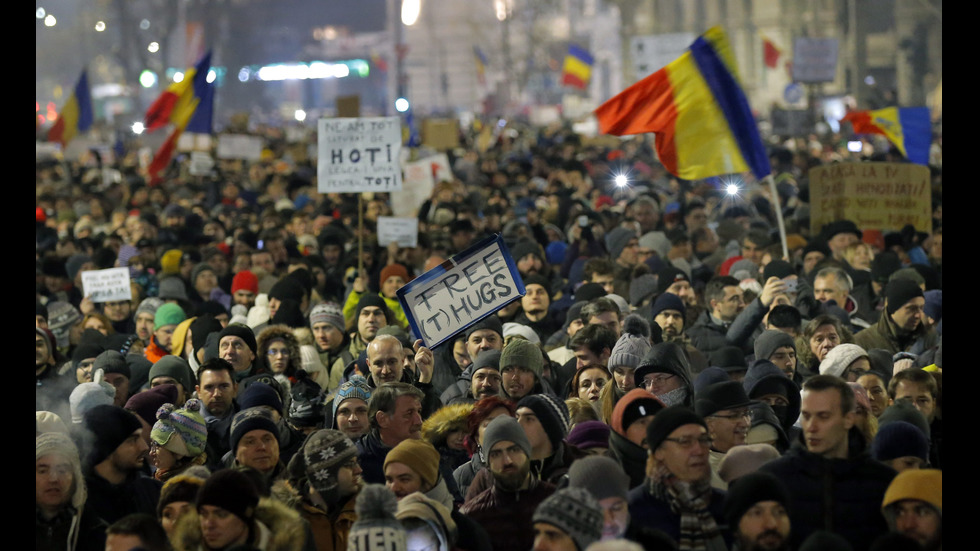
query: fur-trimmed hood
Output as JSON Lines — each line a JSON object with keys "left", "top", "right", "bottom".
{"left": 256, "top": 324, "right": 303, "bottom": 375}
{"left": 421, "top": 403, "right": 473, "bottom": 448}
{"left": 172, "top": 496, "right": 308, "bottom": 551}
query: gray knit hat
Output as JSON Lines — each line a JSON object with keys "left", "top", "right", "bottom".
{"left": 36, "top": 432, "right": 86, "bottom": 509}
{"left": 349, "top": 485, "right": 407, "bottom": 551}
{"left": 819, "top": 343, "right": 868, "bottom": 378}
{"left": 482, "top": 415, "right": 531, "bottom": 459}
{"left": 135, "top": 297, "right": 164, "bottom": 320}
{"left": 754, "top": 330, "right": 796, "bottom": 363}
{"left": 605, "top": 227, "right": 637, "bottom": 261}
{"left": 310, "top": 302, "right": 345, "bottom": 333}
{"left": 149, "top": 355, "right": 194, "bottom": 392}
{"left": 516, "top": 394, "right": 571, "bottom": 451}
{"left": 533, "top": 487, "right": 603, "bottom": 551}
{"left": 69, "top": 370, "right": 116, "bottom": 423}
{"left": 609, "top": 315, "right": 653, "bottom": 369}
{"left": 499, "top": 338, "right": 543, "bottom": 377}
{"left": 299, "top": 429, "right": 359, "bottom": 505}
{"left": 567, "top": 456, "right": 630, "bottom": 501}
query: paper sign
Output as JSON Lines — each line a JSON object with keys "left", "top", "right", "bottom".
{"left": 809, "top": 162, "right": 932, "bottom": 235}
{"left": 81, "top": 268, "right": 132, "bottom": 303}
{"left": 216, "top": 134, "right": 263, "bottom": 160}
{"left": 792, "top": 37, "right": 839, "bottom": 83}
{"left": 398, "top": 235, "right": 525, "bottom": 348}
{"left": 390, "top": 153, "right": 452, "bottom": 217}
{"left": 377, "top": 216, "right": 419, "bottom": 248}
{"left": 318, "top": 117, "right": 403, "bottom": 193}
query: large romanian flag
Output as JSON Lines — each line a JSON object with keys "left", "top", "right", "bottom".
{"left": 561, "top": 45, "right": 593, "bottom": 89}
{"left": 47, "top": 71, "right": 93, "bottom": 147}
{"left": 146, "top": 52, "right": 213, "bottom": 182}
{"left": 595, "top": 27, "right": 770, "bottom": 181}
{"left": 841, "top": 107, "right": 931, "bottom": 165}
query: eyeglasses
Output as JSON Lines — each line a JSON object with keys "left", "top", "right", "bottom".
{"left": 662, "top": 435, "right": 713, "bottom": 448}
{"left": 709, "top": 409, "right": 751, "bottom": 421}
{"left": 642, "top": 374, "right": 675, "bottom": 390}
{"left": 266, "top": 349, "right": 289, "bottom": 357}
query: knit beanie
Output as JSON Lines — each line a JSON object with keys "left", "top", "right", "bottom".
{"left": 298, "top": 429, "right": 359, "bottom": 504}
{"left": 882, "top": 469, "right": 942, "bottom": 513}
{"left": 125, "top": 384, "right": 179, "bottom": 427}
{"left": 754, "top": 330, "right": 796, "bottom": 362}
{"left": 695, "top": 381, "right": 753, "bottom": 418}
{"left": 657, "top": 266, "right": 690, "bottom": 294}
{"left": 154, "top": 303, "right": 187, "bottom": 330}
{"left": 149, "top": 355, "right": 195, "bottom": 393}
{"left": 349, "top": 485, "right": 407, "bottom": 551}
{"left": 566, "top": 420, "right": 610, "bottom": 451}
{"left": 196, "top": 469, "right": 260, "bottom": 524}
{"left": 190, "top": 315, "right": 223, "bottom": 353}
{"left": 532, "top": 487, "right": 603, "bottom": 551}
{"left": 503, "top": 322, "right": 540, "bottom": 345}
{"left": 289, "top": 371, "right": 325, "bottom": 428}
{"left": 232, "top": 270, "right": 259, "bottom": 295}
{"left": 310, "top": 302, "right": 346, "bottom": 333}
{"left": 135, "top": 297, "right": 164, "bottom": 320}
{"left": 158, "top": 474, "right": 205, "bottom": 518}
{"left": 36, "top": 432, "right": 86, "bottom": 510}
{"left": 762, "top": 260, "right": 795, "bottom": 281}
{"left": 218, "top": 323, "right": 257, "bottom": 355}
{"left": 356, "top": 293, "right": 392, "bottom": 323}
{"left": 629, "top": 274, "right": 658, "bottom": 306}
{"left": 499, "top": 338, "right": 543, "bottom": 377}
{"left": 464, "top": 316, "right": 503, "bottom": 341}
{"left": 650, "top": 292, "right": 686, "bottom": 319}
{"left": 69, "top": 371, "right": 116, "bottom": 424}
{"left": 94, "top": 350, "right": 130, "bottom": 379}
{"left": 819, "top": 344, "right": 869, "bottom": 378}
{"left": 239, "top": 382, "right": 284, "bottom": 415}
{"left": 73, "top": 343, "right": 104, "bottom": 369}
{"left": 574, "top": 284, "right": 606, "bottom": 303}
{"left": 333, "top": 375, "right": 373, "bottom": 422}
{"left": 878, "top": 402, "right": 930, "bottom": 439}
{"left": 47, "top": 301, "right": 82, "bottom": 348}
{"left": 471, "top": 349, "right": 502, "bottom": 373}
{"left": 384, "top": 439, "right": 440, "bottom": 489}
{"left": 885, "top": 279, "right": 924, "bottom": 316}
{"left": 82, "top": 405, "right": 143, "bottom": 467}
{"left": 191, "top": 263, "right": 215, "bottom": 286}
{"left": 151, "top": 399, "right": 208, "bottom": 458}
{"left": 645, "top": 405, "right": 706, "bottom": 451}
{"left": 605, "top": 227, "right": 637, "bottom": 261}
{"left": 609, "top": 315, "right": 653, "bottom": 369}
{"left": 567, "top": 456, "right": 629, "bottom": 501}
{"left": 36, "top": 411, "right": 69, "bottom": 435}
{"left": 158, "top": 277, "right": 190, "bottom": 302}
{"left": 482, "top": 415, "right": 531, "bottom": 459}
{"left": 611, "top": 388, "right": 665, "bottom": 436}
{"left": 871, "top": 421, "right": 929, "bottom": 462}
{"left": 380, "top": 264, "right": 411, "bottom": 287}
{"left": 724, "top": 471, "right": 791, "bottom": 527}
{"left": 730, "top": 259, "right": 759, "bottom": 281}
{"left": 516, "top": 394, "right": 570, "bottom": 451}
{"left": 230, "top": 407, "right": 280, "bottom": 453}
{"left": 523, "top": 274, "right": 552, "bottom": 297}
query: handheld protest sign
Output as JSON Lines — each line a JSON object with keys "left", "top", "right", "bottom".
{"left": 317, "top": 117, "right": 402, "bottom": 193}
{"left": 377, "top": 216, "right": 419, "bottom": 248}
{"left": 397, "top": 234, "right": 526, "bottom": 349}
{"left": 81, "top": 267, "right": 133, "bottom": 303}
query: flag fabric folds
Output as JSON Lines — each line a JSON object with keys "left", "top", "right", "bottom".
{"left": 47, "top": 71, "right": 93, "bottom": 147}
{"left": 474, "top": 46, "right": 488, "bottom": 85}
{"left": 841, "top": 107, "right": 931, "bottom": 165}
{"left": 561, "top": 44, "right": 593, "bottom": 89}
{"left": 594, "top": 26, "right": 771, "bottom": 181}
{"left": 762, "top": 36, "right": 781, "bottom": 69}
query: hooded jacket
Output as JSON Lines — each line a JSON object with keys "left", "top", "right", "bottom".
{"left": 742, "top": 360, "right": 801, "bottom": 436}
{"left": 256, "top": 324, "right": 303, "bottom": 378}
{"left": 172, "top": 496, "right": 312, "bottom": 551}
{"left": 636, "top": 342, "right": 695, "bottom": 407}
{"left": 422, "top": 402, "right": 474, "bottom": 472}
{"left": 854, "top": 308, "right": 938, "bottom": 356}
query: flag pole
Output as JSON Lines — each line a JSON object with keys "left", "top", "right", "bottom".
{"left": 358, "top": 193, "right": 365, "bottom": 276}
{"left": 765, "top": 174, "right": 790, "bottom": 261}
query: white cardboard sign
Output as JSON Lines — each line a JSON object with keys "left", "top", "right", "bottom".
{"left": 317, "top": 117, "right": 403, "bottom": 193}
{"left": 377, "top": 216, "right": 419, "bottom": 248}
{"left": 81, "top": 268, "right": 132, "bottom": 303}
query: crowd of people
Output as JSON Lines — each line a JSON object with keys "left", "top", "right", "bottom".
{"left": 36, "top": 120, "right": 942, "bottom": 551}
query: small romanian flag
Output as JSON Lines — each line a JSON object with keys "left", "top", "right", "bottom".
{"left": 594, "top": 27, "right": 770, "bottom": 181}
{"left": 841, "top": 107, "right": 931, "bottom": 166}
{"left": 474, "top": 46, "right": 488, "bottom": 85}
{"left": 561, "top": 44, "right": 593, "bottom": 89}
{"left": 47, "top": 71, "right": 93, "bottom": 147}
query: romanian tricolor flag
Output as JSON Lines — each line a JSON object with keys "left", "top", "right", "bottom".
{"left": 841, "top": 107, "right": 931, "bottom": 165}
{"left": 561, "top": 45, "right": 593, "bottom": 89}
{"left": 47, "top": 71, "right": 93, "bottom": 147}
{"left": 474, "top": 46, "right": 488, "bottom": 85}
{"left": 595, "top": 27, "right": 770, "bottom": 181}
{"left": 146, "top": 52, "right": 213, "bottom": 183}
{"left": 762, "top": 36, "right": 781, "bottom": 69}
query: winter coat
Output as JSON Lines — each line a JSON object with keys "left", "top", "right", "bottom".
{"left": 172, "top": 496, "right": 313, "bottom": 551}
{"left": 608, "top": 430, "right": 649, "bottom": 489}
{"left": 83, "top": 471, "right": 161, "bottom": 525}
{"left": 854, "top": 309, "right": 939, "bottom": 356}
{"left": 627, "top": 483, "right": 728, "bottom": 549}
{"left": 453, "top": 452, "right": 485, "bottom": 499}
{"left": 460, "top": 477, "right": 556, "bottom": 551}
{"left": 686, "top": 297, "right": 767, "bottom": 356}
{"left": 742, "top": 360, "right": 801, "bottom": 436}
{"left": 271, "top": 480, "right": 356, "bottom": 551}
{"left": 760, "top": 447, "right": 896, "bottom": 551}
{"left": 422, "top": 402, "right": 474, "bottom": 472}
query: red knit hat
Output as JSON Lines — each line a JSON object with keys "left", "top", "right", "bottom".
{"left": 231, "top": 270, "right": 259, "bottom": 294}
{"left": 380, "top": 264, "right": 411, "bottom": 286}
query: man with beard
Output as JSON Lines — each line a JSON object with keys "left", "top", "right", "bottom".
{"left": 440, "top": 349, "right": 503, "bottom": 405}
{"left": 881, "top": 469, "right": 942, "bottom": 551}
{"left": 461, "top": 416, "right": 555, "bottom": 551}
{"left": 651, "top": 293, "right": 687, "bottom": 343}
{"left": 272, "top": 429, "right": 362, "bottom": 551}
{"left": 724, "top": 472, "right": 793, "bottom": 551}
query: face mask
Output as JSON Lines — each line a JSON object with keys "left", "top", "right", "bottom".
{"left": 770, "top": 405, "right": 790, "bottom": 428}
{"left": 657, "top": 387, "right": 688, "bottom": 407}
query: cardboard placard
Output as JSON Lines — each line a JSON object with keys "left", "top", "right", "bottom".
{"left": 81, "top": 268, "right": 132, "bottom": 303}
{"left": 390, "top": 154, "right": 452, "bottom": 217}
{"left": 422, "top": 119, "right": 459, "bottom": 150}
{"left": 317, "top": 117, "right": 403, "bottom": 193}
{"left": 397, "top": 235, "right": 525, "bottom": 348}
{"left": 377, "top": 216, "right": 419, "bottom": 247}
{"left": 336, "top": 95, "right": 361, "bottom": 118}
{"left": 809, "top": 162, "right": 932, "bottom": 235}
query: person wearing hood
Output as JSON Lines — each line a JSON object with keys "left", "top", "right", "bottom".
{"left": 440, "top": 348, "right": 503, "bottom": 406}
{"left": 36, "top": 432, "right": 107, "bottom": 551}
{"left": 742, "top": 359, "right": 802, "bottom": 445}
{"left": 422, "top": 402, "right": 474, "bottom": 472}
{"left": 608, "top": 388, "right": 666, "bottom": 487}
{"left": 633, "top": 342, "right": 695, "bottom": 408}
